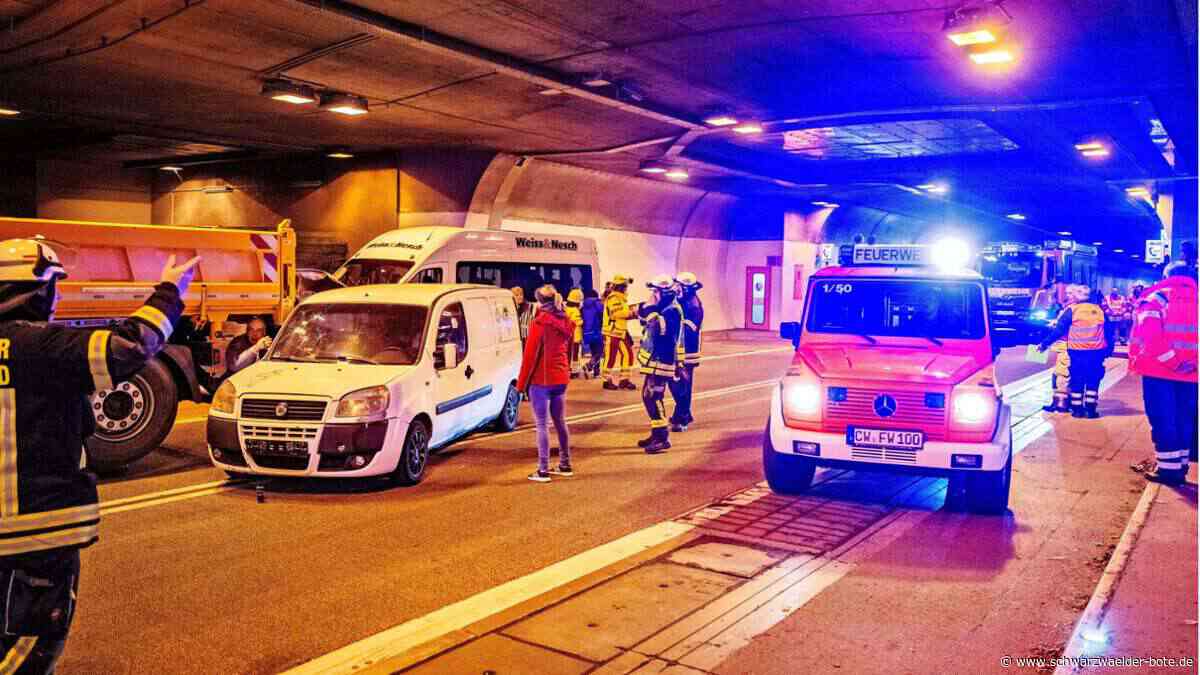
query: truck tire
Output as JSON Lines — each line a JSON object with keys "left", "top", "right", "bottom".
{"left": 85, "top": 359, "right": 179, "bottom": 473}
{"left": 762, "top": 419, "right": 815, "bottom": 495}
{"left": 964, "top": 452, "right": 1013, "bottom": 515}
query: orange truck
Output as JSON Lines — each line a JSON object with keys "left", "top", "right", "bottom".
{"left": 0, "top": 216, "right": 297, "bottom": 470}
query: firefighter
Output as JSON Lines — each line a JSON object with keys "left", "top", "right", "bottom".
{"left": 1106, "top": 288, "right": 1129, "bottom": 345}
{"left": 668, "top": 272, "right": 704, "bottom": 432}
{"left": 564, "top": 288, "right": 584, "bottom": 378}
{"left": 0, "top": 241, "right": 198, "bottom": 673}
{"left": 1037, "top": 284, "right": 1113, "bottom": 418}
{"left": 1131, "top": 263, "right": 1198, "bottom": 484}
{"left": 636, "top": 275, "right": 683, "bottom": 454}
{"left": 602, "top": 275, "right": 637, "bottom": 391}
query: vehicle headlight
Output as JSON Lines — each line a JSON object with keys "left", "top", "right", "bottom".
{"left": 780, "top": 376, "right": 823, "bottom": 425}
{"left": 952, "top": 391, "right": 993, "bottom": 424}
{"left": 211, "top": 380, "right": 236, "bottom": 415}
{"left": 1030, "top": 309, "right": 1048, "bottom": 320}
{"left": 335, "top": 386, "right": 390, "bottom": 418}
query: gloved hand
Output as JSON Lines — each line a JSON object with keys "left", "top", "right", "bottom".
{"left": 160, "top": 255, "right": 202, "bottom": 295}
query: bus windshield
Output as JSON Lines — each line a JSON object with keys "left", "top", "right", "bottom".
{"left": 978, "top": 252, "right": 1042, "bottom": 288}
{"left": 334, "top": 259, "right": 414, "bottom": 286}
{"left": 807, "top": 278, "right": 987, "bottom": 340}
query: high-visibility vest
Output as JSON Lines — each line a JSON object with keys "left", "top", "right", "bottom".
{"left": 1067, "top": 303, "right": 1107, "bottom": 350}
{"left": 1106, "top": 296, "right": 1126, "bottom": 318}
{"left": 602, "top": 291, "right": 633, "bottom": 339}
{"left": 1130, "top": 276, "right": 1198, "bottom": 383}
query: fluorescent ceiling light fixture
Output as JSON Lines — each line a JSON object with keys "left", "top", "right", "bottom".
{"left": 538, "top": 87, "right": 564, "bottom": 96}
{"left": 968, "top": 49, "right": 1014, "bottom": 65}
{"left": 581, "top": 73, "right": 611, "bottom": 87}
{"left": 947, "top": 29, "right": 997, "bottom": 46}
{"left": 1074, "top": 141, "right": 1105, "bottom": 151}
{"left": 1057, "top": 231, "right": 1072, "bottom": 236}
{"left": 703, "top": 114, "right": 739, "bottom": 127}
{"left": 0, "top": 107, "right": 19, "bottom": 116}
{"left": 812, "top": 201, "right": 839, "bottom": 208}
{"left": 326, "top": 149, "right": 354, "bottom": 159}
{"left": 1092, "top": 241, "right": 1103, "bottom": 246}
{"left": 261, "top": 79, "right": 316, "bottom": 105}
{"left": 732, "top": 123, "right": 764, "bottom": 134}
{"left": 1081, "top": 148, "right": 1110, "bottom": 158}
{"left": 917, "top": 183, "right": 949, "bottom": 194}
{"left": 320, "top": 92, "right": 369, "bottom": 116}
{"left": 1006, "top": 213, "right": 1026, "bottom": 220}
{"left": 664, "top": 168, "right": 689, "bottom": 180}
{"left": 1125, "top": 186, "right": 1152, "bottom": 201}
{"left": 638, "top": 160, "right": 668, "bottom": 174}
{"left": 160, "top": 165, "right": 183, "bottom": 172}
{"left": 1113, "top": 248, "right": 1125, "bottom": 253}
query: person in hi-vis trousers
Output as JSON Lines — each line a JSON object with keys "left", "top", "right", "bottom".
{"left": 602, "top": 275, "right": 638, "bottom": 391}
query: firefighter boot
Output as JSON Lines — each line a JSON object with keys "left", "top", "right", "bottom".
{"left": 643, "top": 428, "right": 670, "bottom": 454}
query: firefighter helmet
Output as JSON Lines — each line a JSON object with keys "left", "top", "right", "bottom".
{"left": 0, "top": 239, "right": 67, "bottom": 282}
{"left": 647, "top": 274, "right": 674, "bottom": 291}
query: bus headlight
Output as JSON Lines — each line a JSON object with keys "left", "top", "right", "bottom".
{"left": 211, "top": 380, "right": 236, "bottom": 415}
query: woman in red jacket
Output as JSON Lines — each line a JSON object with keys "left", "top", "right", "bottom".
{"left": 517, "top": 285, "right": 576, "bottom": 482}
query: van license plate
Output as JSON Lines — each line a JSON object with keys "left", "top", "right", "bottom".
{"left": 847, "top": 427, "right": 924, "bottom": 451}
{"left": 245, "top": 440, "right": 308, "bottom": 456}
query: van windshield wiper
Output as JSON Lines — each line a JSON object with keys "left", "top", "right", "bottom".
{"left": 919, "top": 335, "right": 944, "bottom": 346}
{"left": 335, "top": 355, "right": 379, "bottom": 365}
{"left": 851, "top": 333, "right": 878, "bottom": 344}
{"left": 270, "top": 355, "right": 318, "bottom": 363}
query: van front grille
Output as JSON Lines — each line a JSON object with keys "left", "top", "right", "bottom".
{"left": 241, "top": 399, "right": 327, "bottom": 421}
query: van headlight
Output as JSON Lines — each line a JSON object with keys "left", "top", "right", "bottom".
{"left": 335, "top": 386, "right": 390, "bottom": 419}
{"left": 211, "top": 380, "right": 236, "bottom": 415}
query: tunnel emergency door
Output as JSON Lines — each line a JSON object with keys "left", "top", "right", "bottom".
{"left": 745, "top": 266, "right": 771, "bottom": 330}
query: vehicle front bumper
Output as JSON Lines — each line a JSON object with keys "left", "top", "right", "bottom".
{"left": 767, "top": 388, "right": 1012, "bottom": 473}
{"left": 207, "top": 414, "right": 401, "bottom": 478}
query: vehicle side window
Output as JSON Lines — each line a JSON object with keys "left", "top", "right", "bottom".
{"left": 455, "top": 261, "right": 593, "bottom": 298}
{"left": 414, "top": 267, "right": 443, "bottom": 283}
{"left": 492, "top": 298, "right": 518, "bottom": 343}
{"left": 433, "top": 302, "right": 469, "bottom": 368}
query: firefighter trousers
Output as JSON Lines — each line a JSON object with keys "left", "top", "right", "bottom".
{"left": 0, "top": 548, "right": 80, "bottom": 675}
{"left": 642, "top": 374, "right": 671, "bottom": 436}
{"left": 1143, "top": 376, "right": 1199, "bottom": 479}
{"left": 668, "top": 364, "right": 696, "bottom": 426}
{"left": 604, "top": 335, "right": 634, "bottom": 384}
{"left": 1067, "top": 349, "right": 1105, "bottom": 412}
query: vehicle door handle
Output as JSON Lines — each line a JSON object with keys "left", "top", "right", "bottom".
{"left": 465, "top": 365, "right": 474, "bottom": 379}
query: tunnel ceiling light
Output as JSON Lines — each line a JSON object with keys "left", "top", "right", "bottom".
{"left": 664, "top": 167, "right": 690, "bottom": 180}
{"left": 917, "top": 183, "right": 949, "bottom": 195}
{"left": 1113, "top": 248, "right": 1125, "bottom": 253}
{"left": 812, "top": 201, "right": 840, "bottom": 209}
{"left": 261, "top": 78, "right": 316, "bottom": 105}
{"left": 732, "top": 122, "right": 764, "bottom": 135}
{"left": 943, "top": 2, "right": 1011, "bottom": 45}
{"left": 1080, "top": 148, "right": 1110, "bottom": 158}
{"left": 1092, "top": 241, "right": 1103, "bottom": 245}
{"left": 1006, "top": 213, "right": 1026, "bottom": 220}
{"left": 320, "top": 92, "right": 369, "bottom": 116}
{"left": 581, "top": 72, "right": 612, "bottom": 87}
{"left": 326, "top": 148, "right": 354, "bottom": 159}
{"left": 159, "top": 165, "right": 183, "bottom": 172}
{"left": 638, "top": 160, "right": 668, "bottom": 174}
{"left": 947, "top": 28, "right": 997, "bottom": 46}
{"left": 967, "top": 48, "right": 1014, "bottom": 65}
{"left": 1057, "top": 230, "right": 1072, "bottom": 235}
{"left": 538, "top": 87, "right": 565, "bottom": 96}
{"left": 0, "top": 106, "right": 19, "bottom": 116}
{"left": 703, "top": 114, "right": 739, "bottom": 127}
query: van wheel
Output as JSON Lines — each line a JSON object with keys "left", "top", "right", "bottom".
{"left": 493, "top": 384, "right": 520, "bottom": 431}
{"left": 762, "top": 419, "right": 815, "bottom": 495}
{"left": 965, "top": 452, "right": 1012, "bottom": 514}
{"left": 393, "top": 420, "right": 430, "bottom": 486}
{"left": 85, "top": 359, "right": 178, "bottom": 474}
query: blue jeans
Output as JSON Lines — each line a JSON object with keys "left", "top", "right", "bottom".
{"left": 529, "top": 384, "right": 570, "bottom": 472}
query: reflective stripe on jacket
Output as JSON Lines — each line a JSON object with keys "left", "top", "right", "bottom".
{"left": 1066, "top": 303, "right": 1107, "bottom": 350}
{"left": 1130, "top": 276, "right": 1198, "bottom": 383}
{"left": 679, "top": 293, "right": 704, "bottom": 366}
{"left": 602, "top": 291, "right": 633, "bottom": 339}
{"left": 637, "top": 301, "right": 683, "bottom": 377}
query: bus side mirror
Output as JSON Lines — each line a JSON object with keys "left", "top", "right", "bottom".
{"left": 780, "top": 322, "right": 801, "bottom": 348}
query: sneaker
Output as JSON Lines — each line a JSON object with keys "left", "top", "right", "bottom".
{"left": 644, "top": 440, "right": 671, "bottom": 454}
{"left": 603, "top": 381, "right": 620, "bottom": 391}
{"left": 527, "top": 470, "right": 551, "bottom": 483}
{"left": 549, "top": 465, "right": 574, "bottom": 477}
{"left": 619, "top": 380, "right": 638, "bottom": 390}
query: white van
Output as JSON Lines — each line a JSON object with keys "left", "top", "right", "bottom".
{"left": 206, "top": 284, "right": 522, "bottom": 484}
{"left": 335, "top": 226, "right": 601, "bottom": 297}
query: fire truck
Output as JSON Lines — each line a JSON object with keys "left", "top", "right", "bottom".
{"left": 0, "top": 216, "right": 297, "bottom": 471}
{"left": 976, "top": 240, "right": 1098, "bottom": 344}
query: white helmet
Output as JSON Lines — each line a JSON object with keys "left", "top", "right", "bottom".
{"left": 675, "top": 271, "right": 699, "bottom": 287}
{"left": 0, "top": 239, "right": 67, "bottom": 282}
{"left": 646, "top": 274, "right": 674, "bottom": 291}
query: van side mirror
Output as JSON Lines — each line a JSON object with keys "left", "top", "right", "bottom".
{"left": 780, "top": 321, "right": 801, "bottom": 348}
{"left": 439, "top": 343, "right": 459, "bottom": 370}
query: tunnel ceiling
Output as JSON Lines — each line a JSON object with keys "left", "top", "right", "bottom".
{"left": 0, "top": 0, "right": 1194, "bottom": 255}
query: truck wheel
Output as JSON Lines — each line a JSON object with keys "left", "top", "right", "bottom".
{"left": 762, "top": 420, "right": 815, "bottom": 495}
{"left": 85, "top": 359, "right": 178, "bottom": 474}
{"left": 492, "top": 384, "right": 520, "bottom": 431}
{"left": 965, "top": 452, "right": 1013, "bottom": 514}
{"left": 392, "top": 420, "right": 430, "bottom": 486}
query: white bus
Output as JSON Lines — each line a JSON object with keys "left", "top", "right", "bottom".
{"left": 334, "top": 227, "right": 601, "bottom": 297}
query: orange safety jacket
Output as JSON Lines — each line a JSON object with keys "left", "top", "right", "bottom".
{"left": 1129, "top": 276, "right": 1198, "bottom": 383}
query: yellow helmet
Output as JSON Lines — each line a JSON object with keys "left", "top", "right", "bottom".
{"left": 567, "top": 288, "right": 583, "bottom": 303}
{"left": 0, "top": 239, "right": 67, "bottom": 282}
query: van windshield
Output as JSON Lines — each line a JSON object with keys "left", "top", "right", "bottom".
{"left": 335, "top": 259, "right": 414, "bottom": 286}
{"left": 271, "top": 303, "right": 428, "bottom": 365}
{"left": 806, "top": 278, "right": 987, "bottom": 340}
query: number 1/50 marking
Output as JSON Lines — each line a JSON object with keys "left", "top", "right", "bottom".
{"left": 821, "top": 283, "right": 853, "bottom": 294}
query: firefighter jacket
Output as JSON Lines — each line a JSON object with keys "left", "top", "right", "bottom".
{"left": 1105, "top": 295, "right": 1128, "bottom": 320}
{"left": 602, "top": 290, "right": 634, "bottom": 339}
{"left": 679, "top": 292, "right": 704, "bottom": 367}
{"left": 0, "top": 283, "right": 183, "bottom": 557}
{"left": 1130, "top": 276, "right": 1198, "bottom": 383}
{"left": 564, "top": 303, "right": 583, "bottom": 343}
{"left": 1040, "top": 302, "right": 1109, "bottom": 352}
{"left": 637, "top": 299, "right": 683, "bottom": 377}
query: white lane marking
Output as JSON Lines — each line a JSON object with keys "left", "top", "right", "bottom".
{"left": 1054, "top": 482, "right": 1161, "bottom": 675}
{"left": 99, "top": 479, "right": 247, "bottom": 516}
{"left": 282, "top": 521, "right": 696, "bottom": 675}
